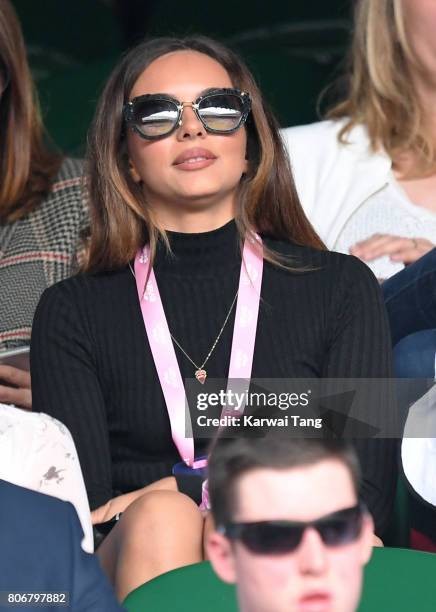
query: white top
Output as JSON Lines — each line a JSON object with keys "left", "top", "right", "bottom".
{"left": 282, "top": 120, "right": 392, "bottom": 250}
{"left": 334, "top": 173, "right": 436, "bottom": 279}
{"left": 281, "top": 120, "right": 436, "bottom": 268}
{"left": 0, "top": 404, "right": 93, "bottom": 552}
{"left": 402, "top": 383, "right": 436, "bottom": 507}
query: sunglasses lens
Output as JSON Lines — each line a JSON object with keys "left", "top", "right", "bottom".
{"left": 228, "top": 506, "right": 364, "bottom": 555}
{"left": 318, "top": 509, "right": 363, "bottom": 546}
{"left": 240, "top": 523, "right": 302, "bottom": 555}
{"left": 130, "top": 99, "right": 178, "bottom": 138}
{"left": 198, "top": 93, "right": 245, "bottom": 132}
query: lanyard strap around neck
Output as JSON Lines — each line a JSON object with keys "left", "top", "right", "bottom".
{"left": 134, "top": 233, "right": 263, "bottom": 466}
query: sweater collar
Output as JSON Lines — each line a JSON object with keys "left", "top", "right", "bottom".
{"left": 153, "top": 218, "right": 241, "bottom": 277}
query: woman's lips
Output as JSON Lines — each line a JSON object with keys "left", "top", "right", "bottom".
{"left": 172, "top": 148, "right": 217, "bottom": 171}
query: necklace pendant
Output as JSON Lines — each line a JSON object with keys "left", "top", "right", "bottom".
{"left": 195, "top": 369, "right": 207, "bottom": 384}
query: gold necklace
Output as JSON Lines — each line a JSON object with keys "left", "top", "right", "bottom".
{"left": 129, "top": 262, "right": 238, "bottom": 384}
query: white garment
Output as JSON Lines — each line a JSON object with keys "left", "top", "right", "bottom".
{"left": 0, "top": 404, "right": 93, "bottom": 552}
{"left": 281, "top": 120, "right": 436, "bottom": 278}
{"left": 401, "top": 384, "right": 436, "bottom": 507}
{"left": 335, "top": 174, "right": 436, "bottom": 279}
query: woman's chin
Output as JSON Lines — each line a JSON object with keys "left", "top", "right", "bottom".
{"left": 170, "top": 190, "right": 234, "bottom": 211}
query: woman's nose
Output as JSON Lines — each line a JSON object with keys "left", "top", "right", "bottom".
{"left": 176, "top": 104, "right": 207, "bottom": 140}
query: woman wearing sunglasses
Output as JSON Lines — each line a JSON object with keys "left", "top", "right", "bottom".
{"left": 31, "top": 36, "right": 395, "bottom": 601}
{"left": 283, "top": 0, "right": 436, "bottom": 551}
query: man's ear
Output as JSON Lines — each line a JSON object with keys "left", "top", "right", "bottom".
{"left": 360, "top": 513, "right": 375, "bottom": 565}
{"left": 206, "top": 531, "right": 237, "bottom": 584}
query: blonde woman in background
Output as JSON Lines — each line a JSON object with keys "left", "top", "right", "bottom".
{"left": 282, "top": 0, "right": 436, "bottom": 551}
{"left": 282, "top": 0, "right": 435, "bottom": 280}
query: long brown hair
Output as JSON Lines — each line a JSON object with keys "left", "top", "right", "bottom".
{"left": 0, "top": 0, "right": 61, "bottom": 223}
{"left": 85, "top": 36, "right": 324, "bottom": 272}
{"left": 326, "top": 0, "right": 436, "bottom": 175}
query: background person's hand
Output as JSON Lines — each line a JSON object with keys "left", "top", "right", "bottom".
{"left": 0, "top": 365, "right": 32, "bottom": 410}
{"left": 350, "top": 234, "right": 434, "bottom": 264}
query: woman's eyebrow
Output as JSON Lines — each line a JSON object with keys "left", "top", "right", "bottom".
{"left": 130, "top": 87, "right": 225, "bottom": 102}
{"left": 164, "top": 87, "right": 223, "bottom": 100}
{"left": 199, "top": 87, "right": 224, "bottom": 97}
{"left": 161, "top": 87, "right": 222, "bottom": 99}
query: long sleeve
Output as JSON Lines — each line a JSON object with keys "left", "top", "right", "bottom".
{"left": 31, "top": 283, "right": 113, "bottom": 510}
{"left": 323, "top": 255, "right": 397, "bottom": 536}
{"left": 28, "top": 222, "right": 399, "bottom": 531}
{"left": 0, "top": 158, "right": 87, "bottom": 351}
{"left": 0, "top": 481, "right": 122, "bottom": 611}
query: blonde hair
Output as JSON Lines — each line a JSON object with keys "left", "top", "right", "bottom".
{"left": 327, "top": 0, "right": 436, "bottom": 175}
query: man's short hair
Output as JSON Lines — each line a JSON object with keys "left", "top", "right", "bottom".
{"left": 207, "top": 437, "right": 361, "bottom": 526}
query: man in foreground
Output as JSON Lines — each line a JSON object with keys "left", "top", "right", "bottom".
{"left": 206, "top": 437, "right": 373, "bottom": 612}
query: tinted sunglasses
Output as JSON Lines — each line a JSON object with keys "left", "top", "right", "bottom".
{"left": 123, "top": 87, "right": 251, "bottom": 140}
{"left": 219, "top": 504, "right": 365, "bottom": 555}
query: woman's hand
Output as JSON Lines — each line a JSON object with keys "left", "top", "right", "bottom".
{"left": 0, "top": 365, "right": 32, "bottom": 410}
{"left": 91, "top": 499, "right": 121, "bottom": 525}
{"left": 350, "top": 234, "right": 434, "bottom": 264}
{"left": 91, "top": 476, "right": 177, "bottom": 524}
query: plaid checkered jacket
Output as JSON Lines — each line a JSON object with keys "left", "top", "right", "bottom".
{"left": 0, "top": 158, "right": 88, "bottom": 350}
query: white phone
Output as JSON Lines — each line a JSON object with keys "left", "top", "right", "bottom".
{"left": 0, "top": 346, "right": 30, "bottom": 371}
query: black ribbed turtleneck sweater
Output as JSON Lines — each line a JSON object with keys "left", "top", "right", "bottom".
{"left": 31, "top": 220, "right": 396, "bottom": 535}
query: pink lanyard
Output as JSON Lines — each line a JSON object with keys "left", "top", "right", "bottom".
{"left": 134, "top": 233, "right": 263, "bottom": 468}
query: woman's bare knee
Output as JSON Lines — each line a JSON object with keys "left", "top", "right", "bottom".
{"left": 113, "top": 490, "right": 204, "bottom": 599}
{"left": 122, "top": 489, "right": 202, "bottom": 534}
{"left": 120, "top": 490, "right": 203, "bottom": 555}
